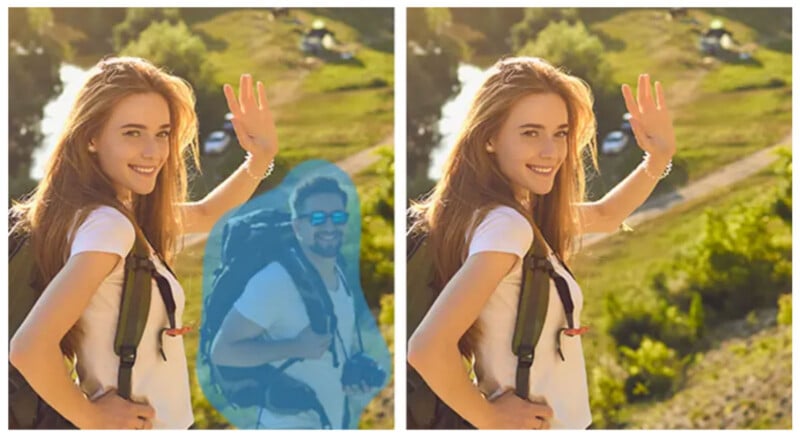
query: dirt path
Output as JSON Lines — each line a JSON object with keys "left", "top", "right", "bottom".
{"left": 180, "top": 133, "right": 393, "bottom": 249}
{"left": 581, "top": 134, "right": 791, "bottom": 248}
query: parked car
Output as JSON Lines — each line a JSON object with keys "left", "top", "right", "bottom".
{"left": 620, "top": 112, "right": 633, "bottom": 135}
{"left": 601, "top": 130, "right": 629, "bottom": 155}
{"left": 203, "top": 130, "right": 231, "bottom": 155}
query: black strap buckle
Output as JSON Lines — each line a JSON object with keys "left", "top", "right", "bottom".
{"left": 526, "top": 255, "right": 553, "bottom": 272}
{"left": 516, "top": 351, "right": 534, "bottom": 368}
{"left": 118, "top": 346, "right": 137, "bottom": 367}
{"left": 126, "top": 255, "right": 155, "bottom": 273}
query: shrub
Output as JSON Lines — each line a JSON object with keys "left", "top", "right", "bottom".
{"left": 777, "top": 294, "right": 791, "bottom": 326}
{"left": 619, "top": 338, "right": 685, "bottom": 401}
{"left": 589, "top": 358, "right": 627, "bottom": 428}
{"left": 674, "top": 203, "right": 791, "bottom": 320}
{"left": 605, "top": 292, "right": 702, "bottom": 355}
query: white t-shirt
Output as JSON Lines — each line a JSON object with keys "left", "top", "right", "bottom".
{"left": 70, "top": 206, "right": 193, "bottom": 429}
{"left": 467, "top": 206, "right": 592, "bottom": 429}
{"left": 233, "top": 261, "right": 356, "bottom": 429}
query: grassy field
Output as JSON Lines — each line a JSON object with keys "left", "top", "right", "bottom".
{"left": 170, "top": 8, "right": 395, "bottom": 429}
{"left": 571, "top": 153, "right": 790, "bottom": 428}
{"left": 188, "top": 8, "right": 394, "bottom": 196}
{"left": 582, "top": 8, "right": 791, "bottom": 197}
{"left": 573, "top": 162, "right": 785, "bottom": 358}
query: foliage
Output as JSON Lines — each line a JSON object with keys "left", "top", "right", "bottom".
{"left": 517, "top": 20, "right": 623, "bottom": 140}
{"left": 448, "top": 8, "right": 524, "bottom": 55}
{"left": 589, "top": 358, "right": 628, "bottom": 428}
{"left": 113, "top": 8, "right": 182, "bottom": 51}
{"left": 51, "top": 8, "right": 126, "bottom": 55}
{"left": 605, "top": 291, "right": 703, "bottom": 356}
{"left": 121, "top": 20, "right": 226, "bottom": 141}
{"left": 771, "top": 146, "right": 791, "bottom": 223}
{"left": 9, "top": 8, "right": 65, "bottom": 199}
{"left": 510, "top": 8, "right": 579, "bottom": 52}
{"left": 407, "top": 8, "right": 464, "bottom": 199}
{"left": 776, "top": 294, "right": 791, "bottom": 327}
{"left": 359, "top": 148, "right": 395, "bottom": 308}
{"left": 673, "top": 201, "right": 791, "bottom": 320}
{"left": 619, "top": 338, "right": 685, "bottom": 401}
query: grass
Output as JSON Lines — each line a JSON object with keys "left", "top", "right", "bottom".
{"left": 169, "top": 8, "right": 395, "bottom": 428}
{"left": 571, "top": 165, "right": 783, "bottom": 362}
{"left": 187, "top": 8, "right": 394, "bottom": 199}
{"left": 582, "top": 8, "right": 792, "bottom": 195}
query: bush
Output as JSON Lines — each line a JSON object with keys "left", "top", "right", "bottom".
{"left": 777, "top": 294, "right": 791, "bottom": 326}
{"left": 589, "top": 358, "right": 627, "bottom": 428}
{"left": 619, "top": 338, "right": 685, "bottom": 401}
{"left": 674, "top": 202, "right": 791, "bottom": 320}
{"left": 605, "top": 292, "right": 703, "bottom": 356}
{"left": 772, "top": 146, "right": 791, "bottom": 223}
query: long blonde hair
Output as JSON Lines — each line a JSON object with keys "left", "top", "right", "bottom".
{"left": 410, "top": 56, "right": 598, "bottom": 355}
{"left": 12, "top": 56, "right": 200, "bottom": 356}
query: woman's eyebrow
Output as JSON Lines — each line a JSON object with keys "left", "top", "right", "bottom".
{"left": 518, "top": 123, "right": 569, "bottom": 129}
{"left": 119, "top": 123, "right": 172, "bottom": 129}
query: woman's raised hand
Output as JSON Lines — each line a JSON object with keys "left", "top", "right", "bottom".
{"left": 621, "top": 74, "right": 677, "bottom": 162}
{"left": 223, "top": 74, "right": 279, "bottom": 162}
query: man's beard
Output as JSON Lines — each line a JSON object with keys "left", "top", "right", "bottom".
{"left": 308, "top": 230, "right": 343, "bottom": 258}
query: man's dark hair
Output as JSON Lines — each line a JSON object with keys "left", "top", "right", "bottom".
{"left": 290, "top": 176, "right": 348, "bottom": 218}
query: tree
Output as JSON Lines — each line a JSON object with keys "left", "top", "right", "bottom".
{"left": 518, "top": 20, "right": 623, "bottom": 141}
{"left": 121, "top": 20, "right": 225, "bottom": 144}
{"left": 510, "top": 8, "right": 579, "bottom": 52}
{"left": 9, "top": 8, "right": 65, "bottom": 199}
{"left": 112, "top": 8, "right": 182, "bottom": 52}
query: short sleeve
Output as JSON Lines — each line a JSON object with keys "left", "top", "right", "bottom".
{"left": 233, "top": 262, "right": 295, "bottom": 331}
{"left": 70, "top": 206, "right": 135, "bottom": 259}
{"left": 468, "top": 206, "right": 533, "bottom": 259}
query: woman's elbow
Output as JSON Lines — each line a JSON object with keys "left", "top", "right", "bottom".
{"left": 9, "top": 332, "right": 36, "bottom": 371}
{"left": 407, "top": 329, "right": 436, "bottom": 373}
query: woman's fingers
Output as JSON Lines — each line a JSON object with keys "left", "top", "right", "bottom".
{"left": 621, "top": 84, "right": 640, "bottom": 116}
{"left": 223, "top": 84, "right": 242, "bottom": 117}
{"left": 257, "top": 81, "right": 268, "bottom": 111}
{"left": 655, "top": 80, "right": 666, "bottom": 111}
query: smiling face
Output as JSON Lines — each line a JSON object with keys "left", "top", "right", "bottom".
{"left": 293, "top": 192, "right": 348, "bottom": 259}
{"left": 91, "top": 92, "right": 171, "bottom": 204}
{"left": 490, "top": 92, "right": 569, "bottom": 202}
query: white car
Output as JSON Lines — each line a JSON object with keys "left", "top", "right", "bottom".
{"left": 601, "top": 130, "right": 629, "bottom": 155}
{"left": 203, "top": 130, "right": 231, "bottom": 155}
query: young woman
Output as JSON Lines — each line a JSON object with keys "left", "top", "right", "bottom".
{"left": 407, "top": 57, "right": 677, "bottom": 429}
{"left": 9, "top": 56, "right": 278, "bottom": 429}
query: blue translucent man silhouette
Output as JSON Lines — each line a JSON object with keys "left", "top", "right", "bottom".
{"left": 209, "top": 176, "right": 386, "bottom": 429}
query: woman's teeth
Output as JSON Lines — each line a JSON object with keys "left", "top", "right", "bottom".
{"left": 130, "top": 165, "right": 156, "bottom": 175}
{"left": 527, "top": 164, "right": 554, "bottom": 175}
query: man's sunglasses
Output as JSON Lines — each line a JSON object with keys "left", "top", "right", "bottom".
{"left": 298, "top": 210, "right": 349, "bottom": 226}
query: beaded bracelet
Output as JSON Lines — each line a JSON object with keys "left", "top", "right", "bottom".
{"left": 642, "top": 153, "right": 673, "bottom": 181}
{"left": 244, "top": 154, "right": 275, "bottom": 181}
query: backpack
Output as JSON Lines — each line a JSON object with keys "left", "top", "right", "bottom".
{"left": 406, "top": 215, "right": 581, "bottom": 429}
{"left": 198, "top": 208, "right": 367, "bottom": 429}
{"left": 8, "top": 210, "right": 178, "bottom": 429}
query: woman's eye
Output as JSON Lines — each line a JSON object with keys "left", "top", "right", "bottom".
{"left": 556, "top": 131, "right": 569, "bottom": 138}
{"left": 157, "top": 131, "right": 171, "bottom": 138}
{"left": 522, "top": 130, "right": 538, "bottom": 137}
{"left": 123, "top": 130, "right": 140, "bottom": 137}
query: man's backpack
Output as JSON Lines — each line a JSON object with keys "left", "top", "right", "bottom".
{"left": 8, "top": 210, "right": 178, "bottom": 429}
{"left": 406, "top": 217, "right": 580, "bottom": 429}
{"left": 197, "top": 208, "right": 365, "bottom": 429}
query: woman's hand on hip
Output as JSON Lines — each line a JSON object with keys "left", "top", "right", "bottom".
{"left": 486, "top": 390, "right": 553, "bottom": 429}
{"left": 621, "top": 74, "right": 676, "bottom": 162}
{"left": 223, "top": 74, "right": 279, "bottom": 163}
{"left": 86, "top": 389, "right": 156, "bottom": 429}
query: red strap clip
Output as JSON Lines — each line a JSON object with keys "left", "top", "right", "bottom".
{"left": 562, "top": 326, "right": 590, "bottom": 337}
{"left": 163, "top": 326, "right": 193, "bottom": 337}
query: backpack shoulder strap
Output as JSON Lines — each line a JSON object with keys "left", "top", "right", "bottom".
{"left": 511, "top": 222, "right": 552, "bottom": 399}
{"left": 113, "top": 225, "right": 154, "bottom": 400}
